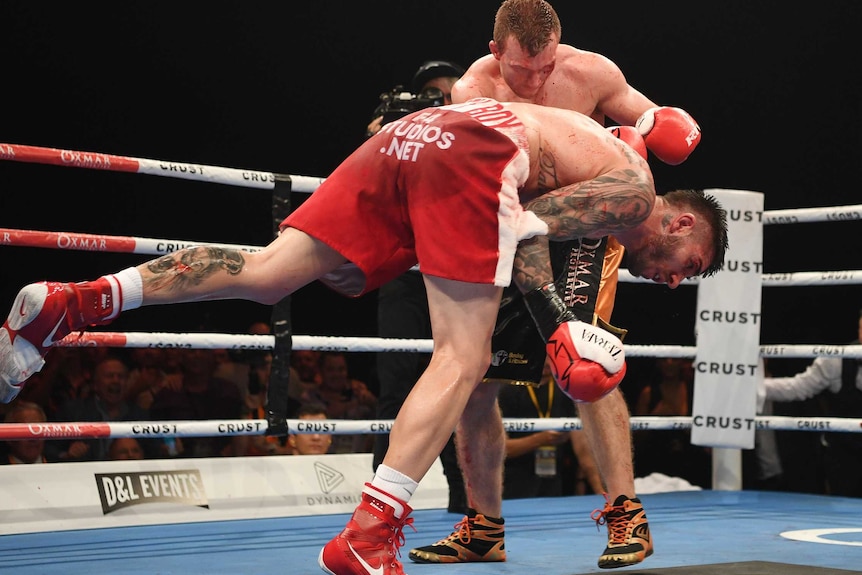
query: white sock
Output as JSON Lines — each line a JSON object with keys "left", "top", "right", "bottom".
{"left": 110, "top": 267, "right": 143, "bottom": 313}
{"left": 369, "top": 465, "right": 418, "bottom": 518}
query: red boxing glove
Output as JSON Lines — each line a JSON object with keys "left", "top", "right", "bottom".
{"left": 546, "top": 321, "right": 627, "bottom": 403}
{"left": 607, "top": 125, "right": 648, "bottom": 161}
{"left": 635, "top": 106, "right": 702, "bottom": 165}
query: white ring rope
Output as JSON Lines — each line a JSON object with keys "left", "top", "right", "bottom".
{"left": 762, "top": 204, "right": 862, "bottom": 224}
{"left": 618, "top": 269, "right": 862, "bottom": 286}
{"left": 54, "top": 331, "right": 862, "bottom": 360}
{"left": 2, "top": 144, "right": 861, "bottom": 447}
{"left": 0, "top": 227, "right": 263, "bottom": 255}
{"left": 0, "top": 142, "right": 324, "bottom": 193}
{"left": 2, "top": 141, "right": 859, "bottom": 224}
{"left": 3, "top": 226, "right": 861, "bottom": 287}
{"left": 3, "top": 141, "right": 861, "bottom": 226}
{"left": 0, "top": 415, "right": 858, "bottom": 441}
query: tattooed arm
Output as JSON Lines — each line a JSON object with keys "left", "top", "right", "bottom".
{"left": 527, "top": 168, "right": 654, "bottom": 241}
{"left": 514, "top": 168, "right": 654, "bottom": 292}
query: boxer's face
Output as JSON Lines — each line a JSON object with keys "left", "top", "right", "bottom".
{"left": 627, "top": 233, "right": 712, "bottom": 290}
{"left": 493, "top": 34, "right": 558, "bottom": 99}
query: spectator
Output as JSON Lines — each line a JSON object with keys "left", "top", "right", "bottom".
{"left": 109, "top": 437, "right": 145, "bottom": 460}
{"left": 288, "top": 402, "right": 333, "bottom": 455}
{"left": 46, "top": 354, "right": 156, "bottom": 462}
{"left": 290, "top": 350, "right": 326, "bottom": 417}
{"left": 751, "top": 386, "right": 786, "bottom": 491}
{"left": 213, "top": 320, "right": 273, "bottom": 399}
{"left": 1, "top": 401, "right": 48, "bottom": 464}
{"left": 232, "top": 350, "right": 293, "bottom": 456}
{"left": 758, "top": 309, "right": 862, "bottom": 497}
{"left": 634, "top": 357, "right": 693, "bottom": 417}
{"left": 149, "top": 348, "right": 243, "bottom": 458}
{"left": 291, "top": 350, "right": 322, "bottom": 400}
{"left": 306, "top": 352, "right": 377, "bottom": 453}
{"left": 19, "top": 348, "right": 96, "bottom": 420}
{"left": 208, "top": 320, "right": 305, "bottom": 420}
{"left": 125, "top": 347, "right": 180, "bottom": 411}
{"left": 633, "top": 357, "right": 710, "bottom": 488}
{"left": 499, "top": 357, "right": 602, "bottom": 498}
{"left": 291, "top": 350, "right": 320, "bottom": 385}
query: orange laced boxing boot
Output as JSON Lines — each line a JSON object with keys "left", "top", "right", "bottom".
{"left": 408, "top": 508, "right": 506, "bottom": 563}
{"left": 0, "top": 279, "right": 117, "bottom": 403}
{"left": 319, "top": 483, "right": 415, "bottom": 575}
{"left": 591, "top": 493, "right": 653, "bottom": 569}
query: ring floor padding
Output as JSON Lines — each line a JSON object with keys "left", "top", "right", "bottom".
{"left": 0, "top": 491, "right": 859, "bottom": 574}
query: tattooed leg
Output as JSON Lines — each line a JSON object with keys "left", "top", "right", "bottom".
{"left": 135, "top": 227, "right": 349, "bottom": 306}
{"left": 143, "top": 246, "right": 246, "bottom": 296}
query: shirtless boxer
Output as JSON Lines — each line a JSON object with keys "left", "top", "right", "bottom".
{"left": 0, "top": 99, "right": 726, "bottom": 575}
{"left": 410, "top": 0, "right": 703, "bottom": 569}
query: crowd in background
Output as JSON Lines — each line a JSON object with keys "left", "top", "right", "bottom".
{"left": 0, "top": 336, "right": 376, "bottom": 463}
{"left": 2, "top": 326, "right": 859, "bottom": 499}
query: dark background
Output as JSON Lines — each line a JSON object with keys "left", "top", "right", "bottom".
{"left": 1, "top": 1, "right": 860, "bottom": 390}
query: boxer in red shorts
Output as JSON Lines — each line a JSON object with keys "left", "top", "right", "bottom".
{"left": 286, "top": 98, "right": 543, "bottom": 295}
{"left": 1, "top": 98, "right": 727, "bottom": 575}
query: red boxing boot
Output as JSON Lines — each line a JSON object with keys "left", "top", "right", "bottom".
{"left": 319, "top": 483, "right": 415, "bottom": 575}
{"left": 0, "top": 279, "right": 117, "bottom": 403}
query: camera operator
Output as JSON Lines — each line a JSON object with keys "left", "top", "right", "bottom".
{"left": 370, "top": 60, "right": 469, "bottom": 514}
{"left": 365, "top": 60, "right": 464, "bottom": 137}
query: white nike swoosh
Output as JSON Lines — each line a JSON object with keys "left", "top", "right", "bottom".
{"left": 347, "top": 541, "right": 384, "bottom": 575}
{"left": 42, "top": 310, "right": 67, "bottom": 349}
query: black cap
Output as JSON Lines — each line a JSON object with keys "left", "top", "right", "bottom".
{"left": 411, "top": 60, "right": 465, "bottom": 93}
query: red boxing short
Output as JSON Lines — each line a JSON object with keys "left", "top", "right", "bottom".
{"left": 283, "top": 99, "right": 546, "bottom": 296}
